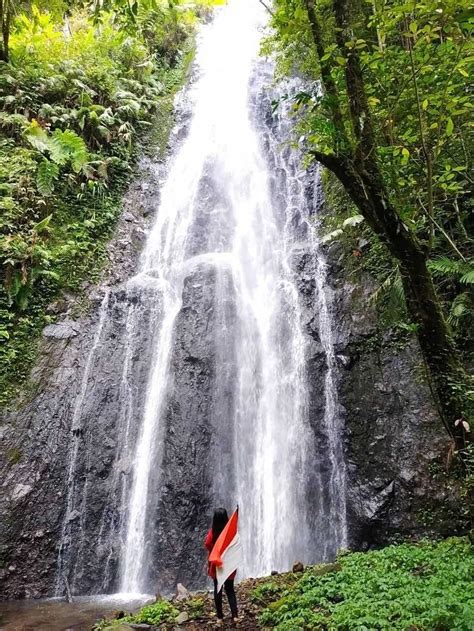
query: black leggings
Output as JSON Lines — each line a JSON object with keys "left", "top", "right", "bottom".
{"left": 213, "top": 578, "right": 238, "bottom": 619}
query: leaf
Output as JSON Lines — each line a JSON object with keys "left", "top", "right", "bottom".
{"left": 422, "top": 99, "right": 428, "bottom": 110}
{"left": 37, "top": 161, "right": 59, "bottom": 196}
{"left": 460, "top": 270, "right": 474, "bottom": 285}
{"left": 33, "top": 214, "right": 53, "bottom": 234}
{"left": 321, "top": 228, "right": 343, "bottom": 244}
{"left": 401, "top": 147, "right": 410, "bottom": 164}
{"left": 50, "top": 129, "right": 88, "bottom": 171}
{"left": 46, "top": 135, "right": 69, "bottom": 165}
{"left": 445, "top": 117, "right": 454, "bottom": 137}
{"left": 24, "top": 120, "right": 49, "bottom": 153}
{"left": 342, "top": 214, "right": 365, "bottom": 228}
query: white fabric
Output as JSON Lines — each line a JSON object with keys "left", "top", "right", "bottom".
{"left": 215, "top": 532, "right": 242, "bottom": 592}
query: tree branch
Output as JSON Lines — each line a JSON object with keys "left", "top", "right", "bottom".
{"left": 309, "top": 149, "right": 345, "bottom": 174}
{"left": 258, "top": 0, "right": 275, "bottom": 16}
{"left": 303, "top": 0, "right": 349, "bottom": 151}
{"left": 333, "top": 0, "right": 377, "bottom": 163}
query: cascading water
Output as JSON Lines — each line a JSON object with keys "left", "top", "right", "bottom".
{"left": 55, "top": 0, "right": 346, "bottom": 597}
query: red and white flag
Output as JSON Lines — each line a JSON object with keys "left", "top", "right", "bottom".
{"left": 209, "top": 508, "right": 242, "bottom": 592}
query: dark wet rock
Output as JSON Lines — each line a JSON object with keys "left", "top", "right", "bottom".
{"left": 292, "top": 562, "right": 304, "bottom": 573}
{"left": 321, "top": 249, "right": 467, "bottom": 549}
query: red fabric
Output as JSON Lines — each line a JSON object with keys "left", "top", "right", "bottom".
{"left": 209, "top": 510, "right": 238, "bottom": 567}
{"left": 204, "top": 528, "right": 236, "bottom": 580}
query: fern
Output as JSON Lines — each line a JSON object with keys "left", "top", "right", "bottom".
{"left": 428, "top": 256, "right": 474, "bottom": 282}
{"left": 460, "top": 270, "right": 474, "bottom": 285}
{"left": 37, "top": 160, "right": 59, "bottom": 196}
{"left": 369, "top": 269, "right": 407, "bottom": 326}
{"left": 448, "top": 292, "right": 472, "bottom": 327}
{"left": 46, "top": 135, "right": 69, "bottom": 166}
{"left": 50, "top": 129, "right": 88, "bottom": 172}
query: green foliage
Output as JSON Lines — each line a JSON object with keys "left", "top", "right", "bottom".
{"left": 251, "top": 581, "right": 285, "bottom": 604}
{"left": 186, "top": 596, "right": 206, "bottom": 619}
{"left": 124, "top": 599, "right": 179, "bottom": 625}
{"left": 0, "top": 1, "right": 215, "bottom": 405}
{"left": 429, "top": 257, "right": 474, "bottom": 286}
{"left": 260, "top": 537, "right": 474, "bottom": 630}
{"left": 266, "top": 0, "right": 474, "bottom": 373}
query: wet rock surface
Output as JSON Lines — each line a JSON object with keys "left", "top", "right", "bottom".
{"left": 320, "top": 240, "right": 467, "bottom": 550}
{"left": 0, "top": 90, "right": 467, "bottom": 606}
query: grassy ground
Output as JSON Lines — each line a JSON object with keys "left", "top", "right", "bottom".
{"left": 95, "top": 536, "right": 473, "bottom": 630}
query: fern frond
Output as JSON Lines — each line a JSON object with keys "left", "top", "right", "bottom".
{"left": 369, "top": 270, "right": 397, "bottom": 304}
{"left": 448, "top": 292, "right": 472, "bottom": 327}
{"left": 369, "top": 270, "right": 406, "bottom": 319}
{"left": 46, "top": 135, "right": 69, "bottom": 165}
{"left": 50, "top": 129, "right": 88, "bottom": 172}
{"left": 460, "top": 270, "right": 474, "bottom": 285}
{"left": 428, "top": 256, "right": 474, "bottom": 280}
{"left": 37, "top": 160, "right": 59, "bottom": 196}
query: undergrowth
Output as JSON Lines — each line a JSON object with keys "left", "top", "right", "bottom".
{"left": 0, "top": 2, "right": 212, "bottom": 407}
{"left": 259, "top": 537, "right": 474, "bottom": 630}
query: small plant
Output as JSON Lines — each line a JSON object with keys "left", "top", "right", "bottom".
{"left": 251, "top": 581, "right": 284, "bottom": 603}
{"left": 187, "top": 596, "right": 206, "bottom": 619}
{"left": 124, "top": 599, "right": 179, "bottom": 625}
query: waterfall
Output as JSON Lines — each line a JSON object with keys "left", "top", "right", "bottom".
{"left": 55, "top": 0, "right": 347, "bottom": 597}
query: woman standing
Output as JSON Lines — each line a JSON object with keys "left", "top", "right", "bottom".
{"left": 205, "top": 508, "right": 239, "bottom": 624}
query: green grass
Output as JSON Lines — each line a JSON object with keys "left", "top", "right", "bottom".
{"left": 259, "top": 537, "right": 474, "bottom": 630}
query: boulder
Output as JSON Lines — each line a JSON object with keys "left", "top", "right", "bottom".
{"left": 175, "top": 582, "right": 191, "bottom": 601}
{"left": 42, "top": 321, "right": 80, "bottom": 340}
{"left": 176, "top": 611, "right": 189, "bottom": 624}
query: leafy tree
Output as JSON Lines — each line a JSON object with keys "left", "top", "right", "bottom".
{"left": 267, "top": 0, "right": 473, "bottom": 447}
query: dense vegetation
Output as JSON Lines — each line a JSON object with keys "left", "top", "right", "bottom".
{"left": 94, "top": 537, "right": 474, "bottom": 629}
{"left": 264, "top": 0, "right": 473, "bottom": 451}
{"left": 0, "top": 0, "right": 215, "bottom": 405}
{"left": 259, "top": 537, "right": 473, "bottom": 630}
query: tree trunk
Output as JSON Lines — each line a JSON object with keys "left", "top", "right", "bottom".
{"left": 303, "top": 0, "right": 473, "bottom": 445}
{"left": 0, "top": 0, "right": 11, "bottom": 63}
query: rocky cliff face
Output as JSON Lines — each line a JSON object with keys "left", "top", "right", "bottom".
{"left": 322, "top": 239, "right": 467, "bottom": 550}
{"left": 0, "top": 155, "right": 163, "bottom": 599}
{"left": 0, "top": 127, "right": 467, "bottom": 604}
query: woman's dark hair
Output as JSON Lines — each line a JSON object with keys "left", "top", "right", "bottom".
{"left": 212, "top": 507, "right": 229, "bottom": 542}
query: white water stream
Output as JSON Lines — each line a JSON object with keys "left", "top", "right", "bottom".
{"left": 55, "top": 0, "right": 347, "bottom": 597}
